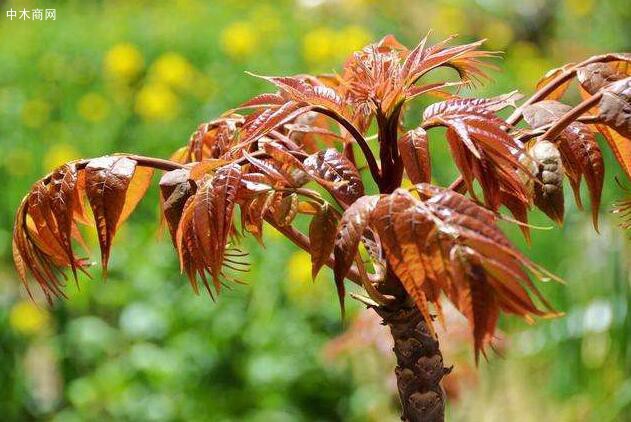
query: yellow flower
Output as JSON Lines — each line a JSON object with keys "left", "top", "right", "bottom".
{"left": 103, "top": 43, "right": 144, "bottom": 81}
{"left": 287, "top": 250, "right": 313, "bottom": 284}
{"left": 303, "top": 27, "right": 337, "bottom": 65}
{"left": 480, "top": 20, "right": 514, "bottom": 50}
{"left": 135, "top": 83, "right": 179, "bottom": 121}
{"left": 10, "top": 301, "right": 50, "bottom": 335}
{"left": 285, "top": 250, "right": 329, "bottom": 305}
{"left": 21, "top": 99, "right": 50, "bottom": 128}
{"left": 150, "top": 52, "right": 196, "bottom": 90}
{"left": 334, "top": 26, "right": 372, "bottom": 59}
{"left": 44, "top": 144, "right": 81, "bottom": 171}
{"left": 77, "top": 93, "right": 110, "bottom": 122}
{"left": 220, "top": 22, "right": 257, "bottom": 59}
{"left": 565, "top": 0, "right": 594, "bottom": 17}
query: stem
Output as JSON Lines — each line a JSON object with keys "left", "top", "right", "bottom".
{"left": 314, "top": 107, "right": 382, "bottom": 185}
{"left": 377, "top": 106, "right": 405, "bottom": 193}
{"left": 43, "top": 154, "right": 187, "bottom": 184}
{"left": 373, "top": 272, "right": 450, "bottom": 422}
{"left": 541, "top": 91, "right": 603, "bottom": 142}
{"left": 516, "top": 114, "right": 601, "bottom": 142}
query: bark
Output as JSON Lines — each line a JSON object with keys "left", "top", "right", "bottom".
{"left": 373, "top": 272, "right": 450, "bottom": 422}
{"left": 375, "top": 305, "right": 450, "bottom": 421}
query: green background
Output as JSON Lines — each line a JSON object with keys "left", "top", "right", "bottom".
{"left": 0, "top": 0, "right": 630, "bottom": 420}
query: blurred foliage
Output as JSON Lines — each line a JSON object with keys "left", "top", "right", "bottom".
{"left": 0, "top": 0, "right": 630, "bottom": 421}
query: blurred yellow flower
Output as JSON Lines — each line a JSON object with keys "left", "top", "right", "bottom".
{"left": 135, "top": 83, "right": 179, "bottom": 121}
{"left": 10, "top": 301, "right": 50, "bottom": 335}
{"left": 334, "top": 26, "right": 372, "bottom": 59}
{"left": 220, "top": 22, "right": 257, "bottom": 59}
{"left": 44, "top": 144, "right": 81, "bottom": 171}
{"left": 21, "top": 99, "right": 50, "bottom": 128}
{"left": 303, "top": 26, "right": 371, "bottom": 66}
{"left": 480, "top": 20, "right": 514, "bottom": 50}
{"left": 288, "top": 250, "right": 312, "bottom": 284}
{"left": 103, "top": 43, "right": 144, "bottom": 81}
{"left": 565, "top": 0, "right": 594, "bottom": 17}
{"left": 303, "top": 27, "right": 337, "bottom": 65}
{"left": 285, "top": 250, "right": 329, "bottom": 305}
{"left": 77, "top": 93, "right": 110, "bottom": 122}
{"left": 150, "top": 52, "right": 196, "bottom": 90}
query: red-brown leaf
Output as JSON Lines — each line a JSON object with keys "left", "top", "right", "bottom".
{"left": 334, "top": 196, "right": 379, "bottom": 285}
{"left": 535, "top": 64, "right": 574, "bottom": 100}
{"left": 398, "top": 128, "right": 432, "bottom": 184}
{"left": 159, "top": 168, "right": 196, "bottom": 246}
{"left": 47, "top": 164, "right": 79, "bottom": 278}
{"left": 85, "top": 156, "right": 138, "bottom": 273}
{"left": 560, "top": 123, "right": 604, "bottom": 230}
{"left": 303, "top": 149, "right": 364, "bottom": 206}
{"left": 309, "top": 204, "right": 338, "bottom": 280}
{"left": 598, "top": 77, "right": 631, "bottom": 138}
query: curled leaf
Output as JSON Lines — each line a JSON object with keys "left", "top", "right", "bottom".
{"left": 598, "top": 77, "right": 631, "bottom": 138}
{"left": 303, "top": 149, "right": 364, "bottom": 206}
{"left": 530, "top": 141, "right": 565, "bottom": 225}
{"left": 85, "top": 156, "right": 138, "bottom": 273}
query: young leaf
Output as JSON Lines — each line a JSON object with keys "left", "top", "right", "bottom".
{"left": 560, "top": 123, "right": 604, "bottom": 230}
{"left": 309, "top": 203, "right": 338, "bottom": 280}
{"left": 535, "top": 64, "right": 574, "bottom": 100}
{"left": 530, "top": 141, "right": 565, "bottom": 225}
{"left": 47, "top": 164, "right": 79, "bottom": 277}
{"left": 85, "top": 156, "right": 139, "bottom": 273}
{"left": 596, "top": 125, "right": 631, "bottom": 179}
{"left": 371, "top": 190, "right": 437, "bottom": 333}
{"left": 598, "top": 77, "right": 631, "bottom": 138}
{"left": 398, "top": 128, "right": 432, "bottom": 184}
{"left": 159, "top": 168, "right": 196, "bottom": 245}
{"left": 303, "top": 149, "right": 364, "bottom": 206}
{"left": 577, "top": 60, "right": 629, "bottom": 95}
{"left": 334, "top": 196, "right": 379, "bottom": 285}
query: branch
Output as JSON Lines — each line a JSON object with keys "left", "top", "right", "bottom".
{"left": 314, "top": 107, "right": 382, "bottom": 185}
{"left": 516, "top": 114, "right": 601, "bottom": 142}
{"left": 541, "top": 91, "right": 603, "bottom": 142}
{"left": 506, "top": 53, "right": 624, "bottom": 126}
{"left": 42, "top": 154, "right": 187, "bottom": 184}
{"left": 446, "top": 53, "right": 623, "bottom": 192}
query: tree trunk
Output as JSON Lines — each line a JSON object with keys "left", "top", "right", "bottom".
{"left": 373, "top": 271, "right": 450, "bottom": 422}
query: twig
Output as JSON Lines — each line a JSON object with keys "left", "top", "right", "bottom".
{"left": 506, "top": 53, "right": 623, "bottom": 126}
{"left": 314, "top": 107, "right": 382, "bottom": 185}
{"left": 540, "top": 92, "right": 603, "bottom": 142}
